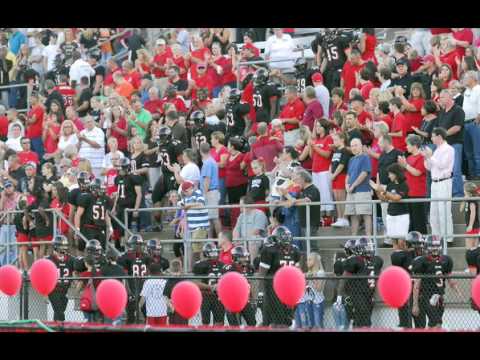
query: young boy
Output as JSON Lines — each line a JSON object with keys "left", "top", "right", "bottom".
{"left": 139, "top": 263, "right": 169, "bottom": 326}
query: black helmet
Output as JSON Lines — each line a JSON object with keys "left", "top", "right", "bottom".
{"left": 118, "top": 157, "right": 131, "bottom": 171}
{"left": 231, "top": 245, "right": 250, "bottom": 264}
{"left": 158, "top": 126, "right": 172, "bottom": 144}
{"left": 90, "top": 178, "right": 105, "bottom": 196}
{"left": 228, "top": 88, "right": 242, "bottom": 104}
{"left": 344, "top": 239, "right": 356, "bottom": 256}
{"left": 264, "top": 235, "right": 278, "bottom": 246}
{"left": 425, "top": 235, "right": 442, "bottom": 257}
{"left": 190, "top": 110, "right": 206, "bottom": 127}
{"left": 253, "top": 68, "right": 269, "bottom": 87}
{"left": 294, "top": 57, "right": 307, "bottom": 72}
{"left": 147, "top": 239, "right": 162, "bottom": 256}
{"left": 78, "top": 171, "right": 92, "bottom": 191}
{"left": 202, "top": 242, "right": 219, "bottom": 259}
{"left": 272, "top": 226, "right": 293, "bottom": 245}
{"left": 53, "top": 235, "right": 69, "bottom": 253}
{"left": 127, "top": 234, "right": 144, "bottom": 252}
{"left": 86, "top": 239, "right": 102, "bottom": 258}
{"left": 355, "top": 237, "right": 375, "bottom": 257}
{"left": 395, "top": 35, "right": 408, "bottom": 45}
{"left": 406, "top": 231, "right": 424, "bottom": 255}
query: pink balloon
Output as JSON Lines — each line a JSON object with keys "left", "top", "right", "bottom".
{"left": 0, "top": 265, "right": 22, "bottom": 296}
{"left": 217, "top": 272, "right": 250, "bottom": 313}
{"left": 30, "top": 259, "right": 59, "bottom": 296}
{"left": 171, "top": 281, "right": 202, "bottom": 319}
{"left": 273, "top": 266, "right": 306, "bottom": 307}
{"left": 471, "top": 275, "right": 480, "bottom": 309}
{"left": 96, "top": 279, "right": 128, "bottom": 319}
{"left": 378, "top": 266, "right": 412, "bottom": 308}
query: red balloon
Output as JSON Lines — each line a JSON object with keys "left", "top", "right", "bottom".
{"left": 217, "top": 272, "right": 250, "bottom": 313}
{"left": 378, "top": 266, "right": 412, "bottom": 308}
{"left": 0, "top": 265, "right": 22, "bottom": 296}
{"left": 30, "top": 259, "right": 59, "bottom": 296}
{"left": 96, "top": 279, "right": 128, "bottom": 319}
{"left": 273, "top": 266, "right": 306, "bottom": 307}
{"left": 171, "top": 281, "right": 202, "bottom": 319}
{"left": 471, "top": 275, "right": 480, "bottom": 308}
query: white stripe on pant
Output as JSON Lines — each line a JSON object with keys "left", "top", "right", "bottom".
{"left": 430, "top": 179, "right": 453, "bottom": 243}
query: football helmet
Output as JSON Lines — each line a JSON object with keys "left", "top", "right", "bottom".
{"left": 425, "top": 235, "right": 443, "bottom": 257}
{"left": 118, "top": 157, "right": 131, "bottom": 172}
{"left": 344, "top": 239, "right": 356, "bottom": 256}
{"left": 231, "top": 245, "right": 250, "bottom": 264}
{"left": 355, "top": 237, "right": 375, "bottom": 257}
{"left": 202, "top": 242, "right": 219, "bottom": 259}
{"left": 190, "top": 110, "right": 206, "bottom": 127}
{"left": 52, "top": 235, "right": 69, "bottom": 254}
{"left": 78, "top": 171, "right": 92, "bottom": 191}
{"left": 158, "top": 126, "right": 172, "bottom": 144}
{"left": 127, "top": 234, "right": 144, "bottom": 252}
{"left": 253, "top": 68, "right": 269, "bottom": 87}
{"left": 147, "top": 239, "right": 162, "bottom": 257}
{"left": 272, "top": 226, "right": 293, "bottom": 246}
{"left": 90, "top": 178, "right": 105, "bottom": 196}
{"left": 406, "top": 231, "right": 425, "bottom": 256}
{"left": 294, "top": 57, "right": 307, "bottom": 73}
{"left": 263, "top": 235, "right": 278, "bottom": 246}
{"left": 228, "top": 88, "right": 242, "bottom": 104}
{"left": 85, "top": 239, "right": 102, "bottom": 259}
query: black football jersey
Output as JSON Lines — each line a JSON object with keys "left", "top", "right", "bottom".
{"left": 320, "top": 34, "right": 350, "bottom": 71}
{"left": 344, "top": 255, "right": 384, "bottom": 294}
{"left": 47, "top": 254, "right": 75, "bottom": 289}
{"left": 73, "top": 256, "right": 106, "bottom": 274}
{"left": 118, "top": 251, "right": 152, "bottom": 294}
{"left": 77, "top": 192, "right": 95, "bottom": 227}
{"left": 253, "top": 83, "right": 282, "bottom": 124}
{"left": 259, "top": 244, "right": 302, "bottom": 276}
{"left": 90, "top": 195, "right": 112, "bottom": 227}
{"left": 115, "top": 174, "right": 142, "bottom": 208}
{"left": 68, "top": 187, "right": 85, "bottom": 208}
{"left": 333, "top": 256, "right": 350, "bottom": 276}
{"left": 193, "top": 259, "right": 225, "bottom": 288}
{"left": 223, "top": 262, "right": 255, "bottom": 276}
{"left": 412, "top": 255, "right": 453, "bottom": 296}
{"left": 157, "top": 139, "right": 185, "bottom": 169}
{"left": 391, "top": 250, "right": 414, "bottom": 273}
{"left": 226, "top": 102, "right": 250, "bottom": 137}
{"left": 466, "top": 247, "right": 480, "bottom": 274}
{"left": 151, "top": 255, "right": 170, "bottom": 272}
{"left": 295, "top": 68, "right": 321, "bottom": 94}
{"left": 191, "top": 127, "right": 210, "bottom": 151}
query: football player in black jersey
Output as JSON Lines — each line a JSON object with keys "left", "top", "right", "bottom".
{"left": 270, "top": 57, "right": 322, "bottom": 95}
{"left": 118, "top": 234, "right": 152, "bottom": 324}
{"left": 222, "top": 245, "right": 257, "bottom": 326}
{"left": 146, "top": 239, "right": 170, "bottom": 272}
{"left": 112, "top": 158, "right": 142, "bottom": 250}
{"left": 193, "top": 242, "right": 226, "bottom": 326}
{"left": 411, "top": 235, "right": 459, "bottom": 328}
{"left": 337, "top": 237, "right": 383, "bottom": 328}
{"left": 311, "top": 28, "right": 351, "bottom": 91}
{"left": 258, "top": 226, "right": 301, "bottom": 328}
{"left": 225, "top": 88, "right": 250, "bottom": 140}
{"left": 252, "top": 68, "right": 282, "bottom": 124}
{"left": 466, "top": 241, "right": 480, "bottom": 313}
{"left": 68, "top": 171, "right": 92, "bottom": 252}
{"left": 188, "top": 110, "right": 211, "bottom": 153}
{"left": 73, "top": 239, "right": 106, "bottom": 275}
{"left": 46, "top": 235, "right": 75, "bottom": 321}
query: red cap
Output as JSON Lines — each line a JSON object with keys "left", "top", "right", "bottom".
{"left": 181, "top": 181, "right": 194, "bottom": 192}
{"left": 422, "top": 54, "right": 435, "bottom": 64}
{"left": 312, "top": 72, "right": 323, "bottom": 83}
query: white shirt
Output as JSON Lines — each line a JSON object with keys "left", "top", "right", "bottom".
{"left": 69, "top": 59, "right": 95, "bottom": 85}
{"left": 425, "top": 141, "right": 455, "bottom": 180}
{"left": 102, "top": 150, "right": 125, "bottom": 169}
{"left": 140, "top": 279, "right": 168, "bottom": 317}
{"left": 42, "top": 44, "right": 59, "bottom": 72}
{"left": 314, "top": 84, "right": 330, "bottom": 116}
{"left": 30, "top": 44, "right": 45, "bottom": 75}
{"left": 8, "top": 121, "right": 25, "bottom": 138}
{"left": 58, "top": 134, "right": 79, "bottom": 152}
{"left": 180, "top": 162, "right": 201, "bottom": 184}
{"left": 5, "top": 137, "right": 22, "bottom": 152}
{"left": 264, "top": 34, "right": 296, "bottom": 70}
{"left": 463, "top": 84, "right": 480, "bottom": 120}
{"left": 78, "top": 127, "right": 105, "bottom": 168}
{"left": 380, "top": 79, "right": 392, "bottom": 92}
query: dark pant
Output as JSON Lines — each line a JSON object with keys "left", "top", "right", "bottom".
{"left": 82, "top": 227, "right": 106, "bottom": 249}
{"left": 169, "top": 311, "right": 189, "bottom": 325}
{"left": 115, "top": 205, "right": 134, "bottom": 236}
{"left": 323, "top": 67, "right": 341, "bottom": 92}
{"left": 49, "top": 288, "right": 69, "bottom": 321}
{"left": 200, "top": 292, "right": 225, "bottom": 325}
{"left": 415, "top": 293, "right": 444, "bottom": 328}
{"left": 226, "top": 302, "right": 256, "bottom": 326}
{"left": 265, "top": 286, "right": 294, "bottom": 327}
{"left": 408, "top": 200, "right": 427, "bottom": 234}
{"left": 351, "top": 292, "right": 374, "bottom": 328}
{"left": 398, "top": 295, "right": 413, "bottom": 328}
{"left": 464, "top": 121, "right": 480, "bottom": 177}
{"left": 227, "top": 184, "right": 247, "bottom": 228}
{"left": 30, "top": 136, "right": 44, "bottom": 160}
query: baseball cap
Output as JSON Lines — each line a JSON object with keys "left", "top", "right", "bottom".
{"left": 422, "top": 54, "right": 435, "bottom": 64}
{"left": 311, "top": 72, "right": 323, "bottom": 83}
{"left": 4, "top": 180, "right": 13, "bottom": 188}
{"left": 181, "top": 181, "right": 194, "bottom": 193}
{"left": 156, "top": 39, "right": 166, "bottom": 46}
{"left": 396, "top": 58, "right": 409, "bottom": 66}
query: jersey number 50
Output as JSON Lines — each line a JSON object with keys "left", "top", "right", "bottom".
{"left": 253, "top": 94, "right": 263, "bottom": 108}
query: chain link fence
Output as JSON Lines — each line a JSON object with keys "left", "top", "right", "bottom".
{"left": 1, "top": 274, "right": 479, "bottom": 330}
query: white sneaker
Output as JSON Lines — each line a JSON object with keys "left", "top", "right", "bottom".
{"left": 341, "top": 218, "right": 350, "bottom": 227}
{"left": 332, "top": 218, "right": 349, "bottom": 227}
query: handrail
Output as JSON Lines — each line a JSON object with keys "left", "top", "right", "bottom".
{"left": 108, "top": 210, "right": 133, "bottom": 238}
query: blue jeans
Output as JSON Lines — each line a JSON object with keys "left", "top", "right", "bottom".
{"left": 0, "top": 225, "right": 17, "bottom": 266}
{"left": 452, "top": 143, "right": 464, "bottom": 197}
{"left": 332, "top": 303, "right": 349, "bottom": 330}
{"left": 30, "top": 136, "right": 44, "bottom": 160}
{"left": 295, "top": 301, "right": 324, "bottom": 328}
{"left": 464, "top": 122, "right": 480, "bottom": 177}
{"left": 218, "top": 178, "right": 227, "bottom": 205}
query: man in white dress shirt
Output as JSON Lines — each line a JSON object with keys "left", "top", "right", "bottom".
{"left": 421, "top": 127, "right": 454, "bottom": 243}
{"left": 78, "top": 116, "right": 105, "bottom": 179}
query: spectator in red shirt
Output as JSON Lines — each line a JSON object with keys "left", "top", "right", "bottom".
{"left": 433, "top": 36, "right": 458, "bottom": 80}
{"left": 122, "top": 60, "right": 142, "bottom": 90}
{"left": 218, "top": 231, "right": 234, "bottom": 265}
{"left": 225, "top": 137, "right": 248, "bottom": 227}
{"left": 388, "top": 97, "right": 409, "bottom": 152}
{"left": 210, "top": 131, "right": 230, "bottom": 206}
{"left": 278, "top": 86, "right": 305, "bottom": 146}
{"left": 42, "top": 112, "right": 61, "bottom": 160}
{"left": 350, "top": 95, "right": 373, "bottom": 127}
{"left": 170, "top": 44, "right": 188, "bottom": 80}
{"left": 358, "top": 68, "right": 376, "bottom": 100}
{"left": 17, "top": 137, "right": 40, "bottom": 165}
{"left": 302, "top": 86, "right": 324, "bottom": 131}
{"left": 375, "top": 101, "right": 393, "bottom": 130}
{"left": 104, "top": 58, "right": 122, "bottom": 87}
{"left": 250, "top": 122, "right": 283, "bottom": 172}
{"left": 144, "top": 87, "right": 163, "bottom": 116}
{"left": 397, "top": 134, "right": 427, "bottom": 234}
{"left": 452, "top": 28, "right": 474, "bottom": 58}
{"left": 160, "top": 85, "right": 188, "bottom": 115}
{"left": 341, "top": 48, "right": 365, "bottom": 101}
{"left": 397, "top": 82, "right": 426, "bottom": 131}
{"left": 191, "top": 63, "right": 214, "bottom": 99}
{"left": 310, "top": 119, "right": 335, "bottom": 223}
{"left": 25, "top": 92, "right": 45, "bottom": 159}
{"left": 0, "top": 105, "right": 8, "bottom": 141}
{"left": 65, "top": 106, "right": 84, "bottom": 132}
{"left": 151, "top": 38, "right": 173, "bottom": 80}
{"left": 360, "top": 28, "right": 377, "bottom": 64}
{"left": 208, "top": 42, "right": 237, "bottom": 97}
{"left": 329, "top": 87, "right": 348, "bottom": 119}
{"left": 188, "top": 35, "right": 211, "bottom": 80}
{"left": 108, "top": 105, "right": 128, "bottom": 153}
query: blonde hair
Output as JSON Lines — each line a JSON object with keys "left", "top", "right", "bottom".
{"left": 307, "top": 252, "right": 324, "bottom": 275}
{"left": 60, "top": 120, "right": 78, "bottom": 136}
{"left": 136, "top": 48, "right": 152, "bottom": 62}
{"left": 129, "top": 136, "right": 146, "bottom": 152}
{"left": 369, "top": 88, "right": 381, "bottom": 101}
{"left": 77, "top": 158, "right": 92, "bottom": 174}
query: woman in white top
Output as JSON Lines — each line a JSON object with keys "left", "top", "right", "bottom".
{"left": 295, "top": 252, "right": 326, "bottom": 329}
{"left": 264, "top": 28, "right": 296, "bottom": 71}
{"left": 101, "top": 137, "right": 125, "bottom": 175}
{"left": 78, "top": 116, "right": 105, "bottom": 179}
{"left": 45, "top": 120, "right": 79, "bottom": 161}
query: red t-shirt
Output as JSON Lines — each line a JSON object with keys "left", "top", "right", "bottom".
{"left": 452, "top": 28, "right": 473, "bottom": 58}
{"left": 44, "top": 123, "right": 61, "bottom": 154}
{"left": 369, "top": 138, "right": 382, "bottom": 179}
{"left": 250, "top": 136, "right": 283, "bottom": 172}
{"left": 391, "top": 112, "right": 409, "bottom": 152}
{"left": 216, "top": 56, "right": 236, "bottom": 85}
{"left": 431, "top": 28, "right": 451, "bottom": 35}
{"left": 189, "top": 47, "right": 211, "bottom": 78}
{"left": 279, "top": 98, "right": 305, "bottom": 131}
{"left": 219, "top": 244, "right": 233, "bottom": 265}
{"left": 361, "top": 34, "right": 377, "bottom": 64}
{"left": 360, "top": 81, "right": 375, "bottom": 100}
{"left": 124, "top": 71, "right": 142, "bottom": 90}
{"left": 152, "top": 47, "right": 173, "bottom": 78}
{"left": 192, "top": 73, "right": 214, "bottom": 99}
{"left": 18, "top": 151, "right": 39, "bottom": 165}
{"left": 357, "top": 110, "right": 373, "bottom": 126}
{"left": 160, "top": 96, "right": 188, "bottom": 114}
{"left": 104, "top": 67, "right": 122, "bottom": 87}
{"left": 406, "top": 153, "right": 426, "bottom": 197}
{"left": 210, "top": 145, "right": 229, "bottom": 178}
{"left": 105, "top": 168, "right": 119, "bottom": 196}
{"left": 377, "top": 114, "right": 393, "bottom": 131}
{"left": 409, "top": 57, "right": 422, "bottom": 73}
{"left": 225, "top": 152, "right": 247, "bottom": 188}
{"left": 0, "top": 115, "right": 8, "bottom": 137}
{"left": 405, "top": 98, "right": 425, "bottom": 131}
{"left": 26, "top": 105, "right": 44, "bottom": 139}
{"left": 341, "top": 61, "right": 365, "bottom": 101}
{"left": 111, "top": 117, "right": 128, "bottom": 151}
{"left": 172, "top": 55, "right": 188, "bottom": 80}
{"left": 440, "top": 49, "right": 458, "bottom": 80}
{"left": 144, "top": 99, "right": 164, "bottom": 115}
{"left": 312, "top": 135, "right": 333, "bottom": 173}
{"left": 241, "top": 81, "right": 256, "bottom": 123}
{"left": 241, "top": 151, "right": 255, "bottom": 178}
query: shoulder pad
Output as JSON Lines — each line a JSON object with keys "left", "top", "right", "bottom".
{"left": 266, "top": 81, "right": 276, "bottom": 87}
